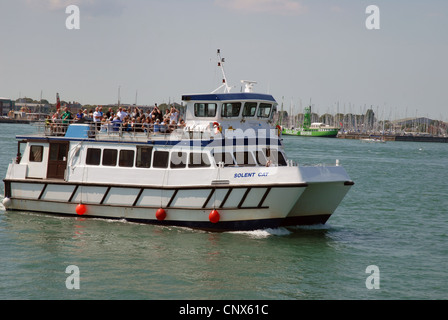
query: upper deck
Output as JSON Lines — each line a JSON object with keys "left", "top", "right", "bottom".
{"left": 21, "top": 92, "right": 280, "bottom": 146}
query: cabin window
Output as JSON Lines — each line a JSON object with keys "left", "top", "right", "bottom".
{"left": 255, "top": 150, "right": 267, "bottom": 166}
{"left": 213, "top": 152, "right": 234, "bottom": 167}
{"left": 102, "top": 149, "right": 118, "bottom": 166}
{"left": 136, "top": 146, "right": 152, "bottom": 168}
{"left": 242, "top": 102, "right": 257, "bottom": 117}
{"left": 263, "top": 148, "right": 287, "bottom": 166}
{"left": 153, "top": 151, "right": 169, "bottom": 168}
{"left": 221, "top": 102, "right": 242, "bottom": 117}
{"left": 189, "top": 152, "right": 211, "bottom": 168}
{"left": 29, "top": 145, "right": 43, "bottom": 162}
{"left": 170, "top": 151, "right": 187, "bottom": 169}
{"left": 234, "top": 151, "right": 257, "bottom": 166}
{"left": 257, "top": 103, "right": 272, "bottom": 118}
{"left": 86, "top": 148, "right": 101, "bottom": 165}
{"left": 194, "top": 103, "right": 217, "bottom": 117}
{"left": 119, "top": 150, "right": 135, "bottom": 167}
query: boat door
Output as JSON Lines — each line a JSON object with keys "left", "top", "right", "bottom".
{"left": 47, "top": 141, "right": 69, "bottom": 179}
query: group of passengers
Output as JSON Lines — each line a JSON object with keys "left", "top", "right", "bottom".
{"left": 47, "top": 104, "right": 185, "bottom": 134}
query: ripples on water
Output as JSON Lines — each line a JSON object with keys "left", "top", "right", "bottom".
{"left": 0, "top": 124, "right": 447, "bottom": 300}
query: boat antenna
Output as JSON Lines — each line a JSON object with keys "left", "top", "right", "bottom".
{"left": 211, "top": 49, "right": 232, "bottom": 93}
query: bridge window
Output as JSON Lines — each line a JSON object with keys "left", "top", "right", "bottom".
{"left": 194, "top": 103, "right": 217, "bottom": 117}
{"left": 242, "top": 102, "right": 257, "bottom": 117}
{"left": 257, "top": 103, "right": 272, "bottom": 118}
{"left": 221, "top": 102, "right": 241, "bottom": 117}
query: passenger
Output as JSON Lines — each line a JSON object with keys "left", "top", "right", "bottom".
{"left": 112, "top": 115, "right": 122, "bottom": 132}
{"left": 154, "top": 119, "right": 161, "bottom": 133}
{"left": 151, "top": 103, "right": 163, "bottom": 122}
{"left": 75, "top": 109, "right": 84, "bottom": 122}
{"left": 93, "top": 106, "right": 103, "bottom": 131}
{"left": 100, "top": 116, "right": 108, "bottom": 132}
{"left": 51, "top": 109, "right": 61, "bottom": 132}
{"left": 61, "top": 107, "right": 72, "bottom": 125}
{"left": 117, "top": 107, "right": 127, "bottom": 121}
{"left": 168, "top": 120, "right": 177, "bottom": 132}
{"left": 169, "top": 106, "right": 179, "bottom": 124}
{"left": 143, "top": 117, "right": 152, "bottom": 133}
{"left": 105, "top": 107, "right": 113, "bottom": 119}
{"left": 160, "top": 119, "right": 167, "bottom": 133}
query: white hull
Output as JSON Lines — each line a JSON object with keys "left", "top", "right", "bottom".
{"left": 4, "top": 164, "right": 352, "bottom": 231}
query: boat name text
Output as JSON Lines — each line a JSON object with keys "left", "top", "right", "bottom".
{"left": 234, "top": 172, "right": 269, "bottom": 178}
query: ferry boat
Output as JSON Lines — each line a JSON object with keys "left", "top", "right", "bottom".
{"left": 2, "top": 53, "right": 354, "bottom": 232}
{"left": 282, "top": 106, "right": 339, "bottom": 137}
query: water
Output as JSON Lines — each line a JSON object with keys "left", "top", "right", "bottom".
{"left": 0, "top": 123, "right": 447, "bottom": 300}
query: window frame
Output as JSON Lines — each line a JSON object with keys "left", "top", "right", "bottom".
{"left": 170, "top": 151, "right": 187, "bottom": 169}
{"left": 242, "top": 102, "right": 257, "bottom": 117}
{"left": 221, "top": 102, "right": 242, "bottom": 118}
{"left": 194, "top": 103, "right": 217, "bottom": 117}
{"left": 86, "top": 148, "right": 102, "bottom": 166}
{"left": 153, "top": 150, "right": 170, "bottom": 168}
{"left": 102, "top": 148, "right": 118, "bottom": 167}
{"left": 119, "top": 149, "right": 135, "bottom": 168}
{"left": 29, "top": 145, "right": 44, "bottom": 163}
{"left": 257, "top": 103, "right": 272, "bottom": 118}
{"left": 135, "top": 146, "right": 153, "bottom": 168}
{"left": 188, "top": 152, "right": 211, "bottom": 168}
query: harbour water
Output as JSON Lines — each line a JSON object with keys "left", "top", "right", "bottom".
{"left": 0, "top": 123, "right": 447, "bottom": 300}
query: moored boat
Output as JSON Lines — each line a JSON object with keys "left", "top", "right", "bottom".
{"left": 282, "top": 106, "right": 339, "bottom": 137}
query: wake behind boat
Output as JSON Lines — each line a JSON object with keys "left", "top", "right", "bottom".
{"left": 2, "top": 50, "right": 354, "bottom": 231}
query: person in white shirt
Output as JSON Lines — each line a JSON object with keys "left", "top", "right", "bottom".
{"left": 117, "top": 107, "right": 128, "bottom": 121}
{"left": 93, "top": 106, "right": 103, "bottom": 131}
{"left": 169, "top": 106, "right": 179, "bottom": 124}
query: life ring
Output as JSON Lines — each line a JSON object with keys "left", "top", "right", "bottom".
{"left": 276, "top": 125, "right": 282, "bottom": 136}
{"left": 213, "top": 122, "right": 222, "bottom": 134}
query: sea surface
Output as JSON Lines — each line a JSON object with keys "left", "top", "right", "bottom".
{"left": 0, "top": 123, "right": 447, "bottom": 300}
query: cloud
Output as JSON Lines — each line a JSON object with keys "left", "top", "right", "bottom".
{"left": 214, "top": 0, "right": 307, "bottom": 16}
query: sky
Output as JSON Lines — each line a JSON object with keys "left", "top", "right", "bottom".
{"left": 0, "top": 0, "right": 447, "bottom": 120}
